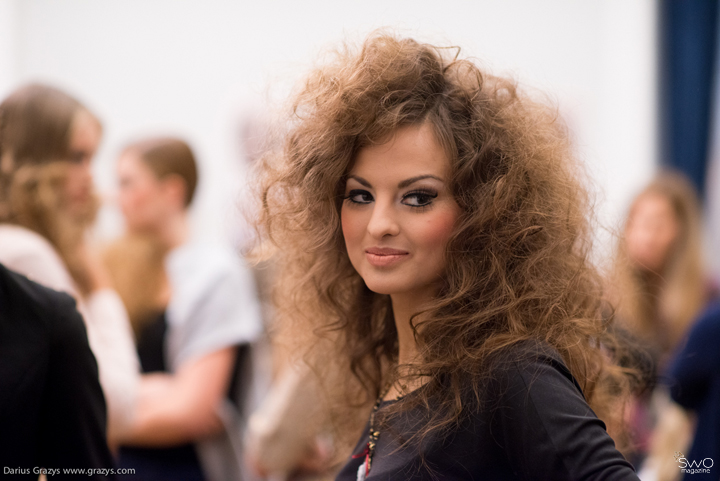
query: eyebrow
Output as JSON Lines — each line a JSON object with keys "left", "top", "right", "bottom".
{"left": 398, "top": 175, "right": 443, "bottom": 188}
{"left": 347, "top": 174, "right": 443, "bottom": 189}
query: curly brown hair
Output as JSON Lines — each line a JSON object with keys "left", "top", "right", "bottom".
{"left": 259, "top": 33, "right": 631, "bottom": 449}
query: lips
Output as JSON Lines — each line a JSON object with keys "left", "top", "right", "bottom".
{"left": 365, "top": 247, "right": 409, "bottom": 267}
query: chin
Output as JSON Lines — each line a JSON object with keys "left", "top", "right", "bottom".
{"left": 360, "top": 271, "right": 444, "bottom": 300}
{"left": 361, "top": 279, "right": 403, "bottom": 296}
{"left": 365, "top": 285, "right": 396, "bottom": 295}
{"left": 360, "top": 273, "right": 417, "bottom": 296}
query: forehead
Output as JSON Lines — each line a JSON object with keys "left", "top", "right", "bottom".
{"left": 70, "top": 110, "right": 101, "bottom": 142}
{"left": 117, "top": 150, "right": 153, "bottom": 177}
{"left": 632, "top": 192, "right": 675, "bottom": 219}
{"left": 350, "top": 124, "right": 450, "bottom": 180}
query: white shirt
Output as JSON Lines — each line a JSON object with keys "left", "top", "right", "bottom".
{"left": 164, "top": 241, "right": 262, "bottom": 370}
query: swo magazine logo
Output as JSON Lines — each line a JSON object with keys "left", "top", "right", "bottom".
{"left": 675, "top": 451, "right": 714, "bottom": 475}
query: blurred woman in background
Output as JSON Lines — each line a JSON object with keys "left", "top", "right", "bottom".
{"left": 613, "top": 171, "right": 709, "bottom": 366}
{"left": 0, "top": 83, "right": 139, "bottom": 445}
{"left": 612, "top": 171, "right": 714, "bottom": 480}
{"left": 108, "top": 137, "right": 262, "bottom": 481}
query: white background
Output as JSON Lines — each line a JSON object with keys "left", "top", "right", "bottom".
{"left": 0, "top": 0, "right": 658, "bottom": 262}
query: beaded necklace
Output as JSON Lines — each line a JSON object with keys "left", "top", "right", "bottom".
{"left": 354, "top": 384, "right": 392, "bottom": 481}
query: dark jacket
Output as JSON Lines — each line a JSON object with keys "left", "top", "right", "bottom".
{"left": 0, "top": 263, "right": 115, "bottom": 478}
{"left": 668, "top": 302, "right": 720, "bottom": 481}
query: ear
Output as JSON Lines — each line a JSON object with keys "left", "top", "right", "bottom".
{"left": 161, "top": 174, "right": 188, "bottom": 210}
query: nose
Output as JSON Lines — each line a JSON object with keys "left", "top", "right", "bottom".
{"left": 366, "top": 199, "right": 400, "bottom": 238}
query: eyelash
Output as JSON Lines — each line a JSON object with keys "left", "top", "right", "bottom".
{"left": 403, "top": 189, "right": 438, "bottom": 207}
{"left": 344, "top": 189, "right": 373, "bottom": 205}
{"left": 343, "top": 188, "right": 438, "bottom": 209}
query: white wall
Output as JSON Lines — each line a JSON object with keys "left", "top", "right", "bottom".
{"left": 1, "top": 0, "right": 657, "bottom": 257}
{"left": 0, "top": 0, "right": 18, "bottom": 99}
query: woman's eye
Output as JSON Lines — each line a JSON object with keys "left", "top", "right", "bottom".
{"left": 402, "top": 190, "right": 438, "bottom": 207}
{"left": 345, "top": 189, "right": 373, "bottom": 204}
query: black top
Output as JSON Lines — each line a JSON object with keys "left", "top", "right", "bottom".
{"left": 668, "top": 301, "right": 720, "bottom": 481}
{"left": 0, "top": 263, "right": 114, "bottom": 478}
{"left": 337, "top": 341, "right": 639, "bottom": 481}
{"left": 118, "top": 312, "right": 204, "bottom": 481}
{"left": 118, "top": 311, "right": 252, "bottom": 481}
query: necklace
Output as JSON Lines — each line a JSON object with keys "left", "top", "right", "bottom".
{"left": 354, "top": 383, "right": 392, "bottom": 481}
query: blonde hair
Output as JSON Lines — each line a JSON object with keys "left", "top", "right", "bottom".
{"left": 259, "top": 33, "right": 634, "bottom": 448}
{"left": 104, "top": 234, "right": 168, "bottom": 336}
{"left": 613, "top": 171, "right": 706, "bottom": 356}
{"left": 0, "top": 84, "right": 101, "bottom": 294}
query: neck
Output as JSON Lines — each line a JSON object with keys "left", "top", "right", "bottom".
{"left": 390, "top": 286, "right": 436, "bottom": 367}
{"left": 383, "top": 289, "right": 436, "bottom": 401}
{"left": 156, "top": 211, "right": 189, "bottom": 250}
{"left": 638, "top": 267, "right": 665, "bottom": 292}
{"left": 391, "top": 294, "right": 420, "bottom": 367}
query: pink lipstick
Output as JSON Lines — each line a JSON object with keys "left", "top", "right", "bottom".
{"left": 365, "top": 247, "right": 409, "bottom": 267}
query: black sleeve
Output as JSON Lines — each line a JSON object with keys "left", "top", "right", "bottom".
{"left": 490, "top": 348, "right": 639, "bottom": 481}
{"left": 37, "top": 292, "right": 116, "bottom": 479}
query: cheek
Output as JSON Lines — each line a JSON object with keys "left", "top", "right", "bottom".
{"left": 120, "top": 186, "right": 152, "bottom": 219}
{"left": 413, "top": 208, "right": 458, "bottom": 256}
{"left": 65, "top": 165, "right": 90, "bottom": 193}
{"left": 341, "top": 206, "right": 365, "bottom": 252}
{"left": 656, "top": 223, "right": 679, "bottom": 254}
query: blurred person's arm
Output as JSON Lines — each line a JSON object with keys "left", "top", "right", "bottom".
{"left": 84, "top": 288, "right": 140, "bottom": 444}
{"left": 245, "top": 363, "right": 334, "bottom": 478}
{"left": 118, "top": 346, "right": 235, "bottom": 446}
{"left": 71, "top": 242, "right": 140, "bottom": 444}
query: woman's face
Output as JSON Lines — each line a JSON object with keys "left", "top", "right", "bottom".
{"left": 625, "top": 192, "right": 680, "bottom": 273}
{"left": 64, "top": 109, "right": 101, "bottom": 216}
{"left": 341, "top": 124, "right": 460, "bottom": 299}
{"left": 117, "top": 151, "right": 169, "bottom": 234}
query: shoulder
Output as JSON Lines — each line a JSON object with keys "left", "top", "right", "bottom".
{"left": 0, "top": 224, "right": 51, "bottom": 246}
{"left": 164, "top": 240, "right": 259, "bottom": 329}
{"left": 0, "top": 263, "right": 83, "bottom": 335}
{"left": 167, "top": 241, "right": 248, "bottom": 284}
{"left": 0, "top": 224, "right": 60, "bottom": 263}
{"left": 475, "top": 339, "right": 595, "bottom": 429}
{"left": 486, "top": 339, "right": 584, "bottom": 400}
{"left": 689, "top": 301, "right": 720, "bottom": 335}
{"left": 0, "top": 224, "right": 75, "bottom": 293}
{"left": 166, "top": 241, "right": 256, "bottom": 308}
{"left": 475, "top": 340, "right": 638, "bottom": 480}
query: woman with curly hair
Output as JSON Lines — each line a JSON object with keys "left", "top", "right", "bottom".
{"left": 0, "top": 84, "right": 139, "bottom": 445}
{"left": 259, "top": 33, "right": 640, "bottom": 480}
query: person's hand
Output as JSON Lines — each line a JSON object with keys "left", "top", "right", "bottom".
{"left": 289, "top": 434, "right": 334, "bottom": 479}
{"left": 76, "top": 241, "right": 112, "bottom": 291}
{"left": 246, "top": 434, "right": 334, "bottom": 480}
